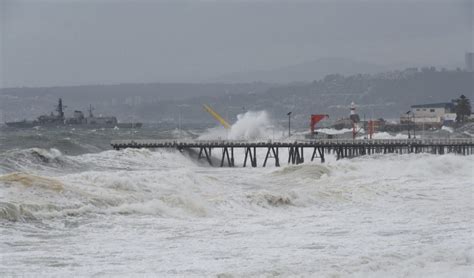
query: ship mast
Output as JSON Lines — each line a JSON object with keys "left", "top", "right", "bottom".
{"left": 56, "top": 98, "right": 66, "bottom": 119}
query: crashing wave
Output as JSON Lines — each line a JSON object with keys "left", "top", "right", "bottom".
{"left": 0, "top": 148, "right": 84, "bottom": 174}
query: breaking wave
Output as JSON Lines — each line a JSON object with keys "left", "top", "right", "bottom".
{"left": 0, "top": 148, "right": 87, "bottom": 174}
{"left": 228, "top": 111, "right": 282, "bottom": 140}
{"left": 0, "top": 144, "right": 472, "bottom": 224}
{"left": 199, "top": 110, "right": 284, "bottom": 140}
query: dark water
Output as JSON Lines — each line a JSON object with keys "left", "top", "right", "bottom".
{"left": 0, "top": 124, "right": 205, "bottom": 156}
{"left": 0, "top": 124, "right": 206, "bottom": 174}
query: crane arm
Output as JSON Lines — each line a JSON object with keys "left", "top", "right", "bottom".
{"left": 203, "top": 104, "right": 231, "bottom": 129}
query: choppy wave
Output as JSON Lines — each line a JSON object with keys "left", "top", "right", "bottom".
{"left": 1, "top": 146, "right": 472, "bottom": 224}
{"left": 0, "top": 131, "right": 104, "bottom": 155}
{"left": 1, "top": 142, "right": 472, "bottom": 277}
{"left": 0, "top": 148, "right": 88, "bottom": 174}
{"left": 2, "top": 123, "right": 473, "bottom": 276}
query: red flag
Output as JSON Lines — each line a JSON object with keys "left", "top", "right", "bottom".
{"left": 310, "top": 114, "right": 329, "bottom": 133}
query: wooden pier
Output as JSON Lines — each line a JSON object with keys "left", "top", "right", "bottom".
{"left": 111, "top": 139, "right": 474, "bottom": 167}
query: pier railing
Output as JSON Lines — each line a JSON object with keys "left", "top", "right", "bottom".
{"left": 111, "top": 138, "right": 473, "bottom": 167}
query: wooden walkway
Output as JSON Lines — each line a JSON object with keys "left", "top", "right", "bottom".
{"left": 111, "top": 138, "right": 474, "bottom": 167}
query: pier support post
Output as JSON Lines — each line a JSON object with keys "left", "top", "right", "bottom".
{"left": 288, "top": 147, "right": 304, "bottom": 165}
{"left": 311, "top": 147, "right": 325, "bottom": 163}
{"left": 274, "top": 147, "right": 280, "bottom": 167}
{"left": 336, "top": 147, "right": 344, "bottom": 160}
{"left": 220, "top": 147, "right": 234, "bottom": 167}
{"left": 231, "top": 147, "right": 235, "bottom": 166}
{"left": 298, "top": 147, "right": 304, "bottom": 164}
{"left": 244, "top": 147, "right": 257, "bottom": 167}
{"left": 253, "top": 147, "right": 257, "bottom": 167}
{"left": 198, "top": 147, "right": 213, "bottom": 166}
{"left": 311, "top": 147, "right": 317, "bottom": 162}
{"left": 288, "top": 147, "right": 295, "bottom": 164}
{"left": 263, "top": 147, "right": 280, "bottom": 167}
{"left": 198, "top": 148, "right": 203, "bottom": 159}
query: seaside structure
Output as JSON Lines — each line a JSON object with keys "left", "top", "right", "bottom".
{"left": 333, "top": 102, "right": 361, "bottom": 130}
{"left": 111, "top": 138, "right": 474, "bottom": 167}
{"left": 401, "top": 102, "right": 456, "bottom": 126}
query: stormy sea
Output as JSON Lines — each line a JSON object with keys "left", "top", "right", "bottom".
{"left": 1, "top": 114, "right": 473, "bottom": 277}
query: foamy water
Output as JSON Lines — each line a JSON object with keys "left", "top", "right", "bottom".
{"left": 1, "top": 116, "right": 473, "bottom": 276}
{"left": 1, "top": 147, "right": 473, "bottom": 276}
{"left": 198, "top": 110, "right": 285, "bottom": 141}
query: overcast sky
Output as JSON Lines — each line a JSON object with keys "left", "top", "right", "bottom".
{"left": 1, "top": 0, "right": 472, "bottom": 87}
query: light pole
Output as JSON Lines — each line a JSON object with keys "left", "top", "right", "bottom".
{"left": 226, "top": 93, "right": 231, "bottom": 138}
{"left": 287, "top": 111, "right": 292, "bottom": 138}
{"left": 406, "top": 110, "right": 411, "bottom": 139}
{"left": 177, "top": 104, "right": 189, "bottom": 139}
{"left": 412, "top": 112, "right": 416, "bottom": 139}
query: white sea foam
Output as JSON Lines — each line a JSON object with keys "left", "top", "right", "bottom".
{"left": 316, "top": 127, "right": 353, "bottom": 135}
{"left": 357, "top": 131, "right": 408, "bottom": 139}
{"left": 228, "top": 111, "right": 281, "bottom": 140}
{"left": 0, "top": 145, "right": 472, "bottom": 276}
{"left": 441, "top": 126, "right": 454, "bottom": 133}
{"left": 199, "top": 110, "right": 283, "bottom": 140}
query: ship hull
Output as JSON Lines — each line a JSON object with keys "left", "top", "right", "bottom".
{"left": 5, "top": 121, "right": 38, "bottom": 128}
{"left": 5, "top": 98, "right": 142, "bottom": 129}
{"left": 5, "top": 122, "right": 142, "bottom": 129}
{"left": 116, "top": 123, "right": 143, "bottom": 128}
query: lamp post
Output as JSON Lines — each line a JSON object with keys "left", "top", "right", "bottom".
{"left": 412, "top": 112, "right": 416, "bottom": 139}
{"left": 406, "top": 110, "right": 411, "bottom": 139}
{"left": 287, "top": 111, "right": 292, "bottom": 138}
{"left": 177, "top": 104, "right": 189, "bottom": 139}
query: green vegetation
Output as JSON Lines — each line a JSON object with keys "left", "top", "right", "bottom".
{"left": 454, "top": 95, "right": 472, "bottom": 123}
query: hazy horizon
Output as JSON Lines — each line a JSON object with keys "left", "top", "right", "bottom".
{"left": 1, "top": 0, "right": 473, "bottom": 88}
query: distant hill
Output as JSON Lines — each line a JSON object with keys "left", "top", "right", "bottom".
{"left": 0, "top": 83, "right": 273, "bottom": 123}
{"left": 211, "top": 57, "right": 388, "bottom": 83}
{"left": 233, "top": 68, "right": 474, "bottom": 123}
{"left": 1, "top": 68, "right": 472, "bottom": 126}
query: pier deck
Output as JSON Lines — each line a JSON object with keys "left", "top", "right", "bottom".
{"left": 111, "top": 138, "right": 474, "bottom": 167}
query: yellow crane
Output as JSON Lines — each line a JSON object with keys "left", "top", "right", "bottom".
{"left": 203, "top": 104, "right": 231, "bottom": 129}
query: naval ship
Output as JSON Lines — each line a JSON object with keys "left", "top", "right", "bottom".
{"left": 5, "top": 98, "right": 142, "bottom": 128}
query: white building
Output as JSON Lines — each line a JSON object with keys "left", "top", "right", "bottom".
{"left": 410, "top": 102, "right": 456, "bottom": 124}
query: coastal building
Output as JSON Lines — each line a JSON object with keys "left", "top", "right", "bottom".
{"left": 403, "top": 102, "right": 456, "bottom": 125}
